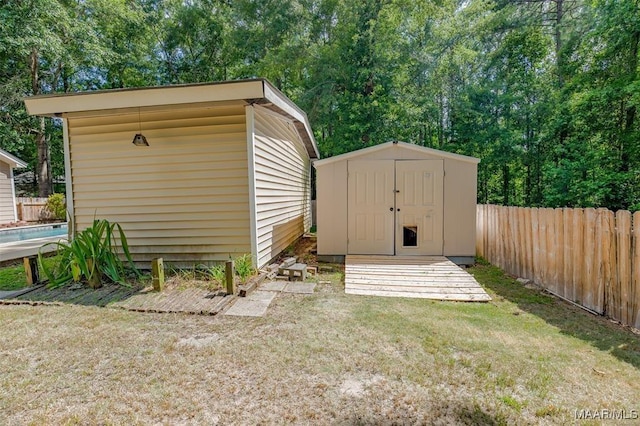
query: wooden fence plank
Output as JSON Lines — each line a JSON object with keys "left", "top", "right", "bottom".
{"left": 515, "top": 207, "right": 524, "bottom": 278}
{"left": 616, "top": 210, "right": 632, "bottom": 325}
{"left": 554, "top": 208, "right": 564, "bottom": 298}
{"left": 516, "top": 206, "right": 523, "bottom": 277}
{"left": 523, "top": 207, "right": 533, "bottom": 280}
{"left": 541, "top": 208, "right": 551, "bottom": 288}
{"left": 594, "top": 209, "right": 606, "bottom": 315}
{"left": 632, "top": 211, "right": 640, "bottom": 329}
{"left": 507, "top": 207, "right": 516, "bottom": 274}
{"left": 572, "top": 209, "right": 584, "bottom": 305}
{"left": 563, "top": 208, "right": 573, "bottom": 301}
{"left": 531, "top": 208, "right": 540, "bottom": 285}
{"left": 495, "top": 205, "right": 502, "bottom": 269}
{"left": 582, "top": 208, "right": 596, "bottom": 311}
{"left": 488, "top": 205, "right": 494, "bottom": 264}
{"left": 499, "top": 206, "right": 506, "bottom": 270}
{"left": 593, "top": 209, "right": 616, "bottom": 314}
{"left": 476, "top": 205, "right": 483, "bottom": 258}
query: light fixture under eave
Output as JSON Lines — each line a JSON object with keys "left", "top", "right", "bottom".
{"left": 132, "top": 133, "right": 149, "bottom": 146}
{"left": 132, "top": 107, "right": 149, "bottom": 146}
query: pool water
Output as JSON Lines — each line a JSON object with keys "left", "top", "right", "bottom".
{"left": 0, "top": 224, "right": 68, "bottom": 244}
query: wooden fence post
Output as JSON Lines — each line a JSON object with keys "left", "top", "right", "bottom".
{"left": 23, "top": 256, "right": 39, "bottom": 285}
{"left": 226, "top": 260, "right": 235, "bottom": 295}
{"left": 152, "top": 258, "right": 164, "bottom": 292}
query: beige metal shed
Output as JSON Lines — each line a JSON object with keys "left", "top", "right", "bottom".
{"left": 0, "top": 149, "right": 27, "bottom": 224}
{"left": 25, "top": 79, "right": 318, "bottom": 268}
{"left": 313, "top": 141, "right": 479, "bottom": 265}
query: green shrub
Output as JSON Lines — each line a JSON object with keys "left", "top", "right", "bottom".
{"left": 43, "top": 193, "right": 66, "bottom": 221}
{"left": 234, "top": 254, "right": 255, "bottom": 283}
{"left": 39, "top": 219, "right": 140, "bottom": 289}
{"left": 207, "top": 263, "right": 227, "bottom": 286}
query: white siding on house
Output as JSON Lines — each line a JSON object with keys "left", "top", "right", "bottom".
{"left": 68, "top": 105, "right": 251, "bottom": 266}
{"left": 252, "top": 106, "right": 311, "bottom": 267}
{"left": 0, "top": 162, "right": 15, "bottom": 224}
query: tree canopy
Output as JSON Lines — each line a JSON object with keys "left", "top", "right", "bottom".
{"left": 1, "top": 0, "right": 638, "bottom": 210}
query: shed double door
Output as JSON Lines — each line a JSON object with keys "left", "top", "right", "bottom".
{"left": 347, "top": 160, "right": 444, "bottom": 255}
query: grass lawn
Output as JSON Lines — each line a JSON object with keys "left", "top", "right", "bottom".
{"left": 0, "top": 261, "right": 638, "bottom": 424}
{"left": 0, "top": 256, "right": 60, "bottom": 291}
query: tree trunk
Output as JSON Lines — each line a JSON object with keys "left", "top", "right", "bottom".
{"left": 555, "top": 0, "right": 564, "bottom": 87}
{"left": 36, "top": 117, "right": 52, "bottom": 197}
{"left": 30, "top": 48, "right": 53, "bottom": 197}
{"left": 502, "top": 164, "right": 510, "bottom": 205}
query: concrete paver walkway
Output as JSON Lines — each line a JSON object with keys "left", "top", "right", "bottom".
{"left": 223, "top": 281, "right": 316, "bottom": 317}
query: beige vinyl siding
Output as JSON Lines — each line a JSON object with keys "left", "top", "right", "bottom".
{"left": 0, "top": 162, "right": 15, "bottom": 224}
{"left": 253, "top": 107, "right": 311, "bottom": 267}
{"left": 68, "top": 105, "right": 251, "bottom": 266}
{"left": 315, "top": 161, "right": 348, "bottom": 255}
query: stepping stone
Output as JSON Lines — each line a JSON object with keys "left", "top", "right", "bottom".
{"left": 246, "top": 290, "right": 277, "bottom": 301}
{"left": 259, "top": 281, "right": 287, "bottom": 292}
{"left": 223, "top": 291, "right": 276, "bottom": 317}
{"left": 283, "top": 282, "right": 316, "bottom": 294}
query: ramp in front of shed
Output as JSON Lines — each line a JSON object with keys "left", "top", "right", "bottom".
{"left": 345, "top": 255, "right": 491, "bottom": 302}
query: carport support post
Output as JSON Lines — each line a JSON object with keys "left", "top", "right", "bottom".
{"left": 23, "top": 256, "right": 39, "bottom": 285}
{"left": 151, "top": 258, "right": 164, "bottom": 292}
{"left": 226, "top": 260, "right": 235, "bottom": 295}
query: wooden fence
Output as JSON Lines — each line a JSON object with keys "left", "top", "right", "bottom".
{"left": 476, "top": 204, "right": 640, "bottom": 329}
{"left": 16, "top": 197, "right": 49, "bottom": 222}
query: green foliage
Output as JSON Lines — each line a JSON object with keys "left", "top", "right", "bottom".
{"left": 207, "top": 263, "right": 227, "bottom": 286}
{"left": 0, "top": 262, "right": 29, "bottom": 291}
{"left": 0, "top": 256, "right": 61, "bottom": 291}
{"left": 43, "top": 193, "right": 66, "bottom": 221}
{"left": 39, "top": 219, "right": 139, "bottom": 289}
{"left": 233, "top": 254, "right": 255, "bottom": 283}
{"left": 1, "top": 0, "right": 639, "bottom": 210}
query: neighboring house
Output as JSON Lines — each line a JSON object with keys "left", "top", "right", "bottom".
{"left": 314, "top": 141, "right": 480, "bottom": 265}
{"left": 0, "top": 148, "right": 27, "bottom": 224}
{"left": 25, "top": 79, "right": 318, "bottom": 268}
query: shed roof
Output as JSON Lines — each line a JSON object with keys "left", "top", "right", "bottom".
{"left": 313, "top": 141, "right": 480, "bottom": 167}
{"left": 0, "top": 148, "right": 27, "bottom": 168}
{"left": 24, "top": 78, "right": 319, "bottom": 159}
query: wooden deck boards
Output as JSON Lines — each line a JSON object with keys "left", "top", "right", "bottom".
{"left": 345, "top": 255, "right": 491, "bottom": 302}
{"left": 3, "top": 283, "right": 233, "bottom": 315}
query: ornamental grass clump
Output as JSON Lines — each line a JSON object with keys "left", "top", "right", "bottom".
{"left": 234, "top": 253, "right": 255, "bottom": 284}
{"left": 39, "top": 219, "right": 140, "bottom": 289}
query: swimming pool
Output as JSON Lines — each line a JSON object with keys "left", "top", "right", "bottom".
{"left": 0, "top": 224, "right": 68, "bottom": 245}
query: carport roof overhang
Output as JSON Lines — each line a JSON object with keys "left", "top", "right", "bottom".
{"left": 24, "top": 78, "right": 319, "bottom": 159}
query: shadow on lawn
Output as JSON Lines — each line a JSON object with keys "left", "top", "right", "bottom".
{"left": 344, "top": 399, "right": 509, "bottom": 426}
{"left": 470, "top": 262, "right": 640, "bottom": 371}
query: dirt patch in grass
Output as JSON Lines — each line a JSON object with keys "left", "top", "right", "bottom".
{"left": 1, "top": 262, "right": 639, "bottom": 424}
